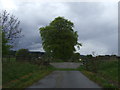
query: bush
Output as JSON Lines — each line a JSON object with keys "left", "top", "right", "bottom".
{"left": 82, "top": 56, "right": 100, "bottom": 73}
{"left": 16, "top": 49, "right": 30, "bottom": 61}
{"left": 71, "top": 53, "right": 80, "bottom": 62}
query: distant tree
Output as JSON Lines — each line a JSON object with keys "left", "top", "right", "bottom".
{"left": 86, "top": 55, "right": 93, "bottom": 59}
{"left": 16, "top": 49, "right": 30, "bottom": 61}
{"left": 16, "top": 49, "right": 29, "bottom": 57}
{"left": 0, "top": 10, "right": 22, "bottom": 55}
{"left": 39, "top": 17, "right": 82, "bottom": 61}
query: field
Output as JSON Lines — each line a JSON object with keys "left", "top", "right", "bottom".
{"left": 2, "top": 61, "right": 54, "bottom": 88}
{"left": 79, "top": 59, "right": 119, "bottom": 88}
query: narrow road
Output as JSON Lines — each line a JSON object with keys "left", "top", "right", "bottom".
{"left": 28, "top": 71, "right": 101, "bottom": 88}
{"left": 50, "top": 62, "right": 82, "bottom": 68}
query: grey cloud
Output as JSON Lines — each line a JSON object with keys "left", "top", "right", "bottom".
{"left": 64, "top": 2, "right": 118, "bottom": 55}
{"left": 1, "top": 1, "right": 118, "bottom": 55}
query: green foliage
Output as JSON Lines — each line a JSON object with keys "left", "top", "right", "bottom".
{"left": 0, "top": 10, "right": 22, "bottom": 44}
{"left": 80, "top": 70, "right": 118, "bottom": 88}
{"left": 98, "top": 60, "right": 118, "bottom": 81}
{"left": 79, "top": 59, "right": 118, "bottom": 88}
{"left": 2, "top": 31, "right": 11, "bottom": 56}
{"left": 3, "top": 62, "right": 39, "bottom": 84}
{"left": 2, "top": 57, "right": 16, "bottom": 62}
{"left": 70, "top": 53, "right": 80, "bottom": 62}
{"left": 0, "top": 10, "right": 22, "bottom": 56}
{"left": 82, "top": 56, "right": 100, "bottom": 73}
{"left": 39, "top": 17, "right": 81, "bottom": 61}
{"left": 16, "top": 49, "right": 30, "bottom": 58}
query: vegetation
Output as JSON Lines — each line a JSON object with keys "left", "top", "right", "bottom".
{"left": 39, "top": 17, "right": 81, "bottom": 61}
{"left": 0, "top": 10, "right": 22, "bottom": 56}
{"left": 2, "top": 29, "right": 11, "bottom": 55}
{"left": 82, "top": 55, "right": 101, "bottom": 73}
{"left": 16, "top": 49, "right": 30, "bottom": 57}
{"left": 2, "top": 57, "right": 16, "bottom": 62}
{"left": 2, "top": 61, "right": 55, "bottom": 88}
{"left": 98, "top": 60, "right": 118, "bottom": 84}
{"left": 15, "top": 49, "right": 30, "bottom": 61}
{"left": 78, "top": 59, "right": 119, "bottom": 88}
{"left": 0, "top": 27, "right": 2, "bottom": 56}
{"left": 70, "top": 53, "right": 80, "bottom": 62}
{"left": 1, "top": 10, "right": 118, "bottom": 89}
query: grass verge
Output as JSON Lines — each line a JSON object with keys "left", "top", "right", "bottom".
{"left": 2, "top": 62, "right": 54, "bottom": 88}
{"left": 78, "top": 60, "right": 119, "bottom": 88}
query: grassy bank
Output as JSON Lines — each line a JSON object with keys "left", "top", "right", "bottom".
{"left": 2, "top": 62, "right": 54, "bottom": 88}
{"left": 78, "top": 60, "right": 119, "bottom": 88}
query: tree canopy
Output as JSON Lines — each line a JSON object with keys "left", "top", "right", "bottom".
{"left": 0, "top": 10, "right": 22, "bottom": 44}
{"left": 0, "top": 10, "right": 22, "bottom": 55}
{"left": 39, "top": 17, "right": 81, "bottom": 61}
{"left": 16, "top": 49, "right": 30, "bottom": 57}
{"left": 2, "top": 31, "right": 11, "bottom": 55}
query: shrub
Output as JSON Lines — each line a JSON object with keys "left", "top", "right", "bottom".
{"left": 16, "top": 49, "right": 30, "bottom": 61}
{"left": 70, "top": 53, "right": 80, "bottom": 62}
{"left": 82, "top": 56, "right": 100, "bottom": 73}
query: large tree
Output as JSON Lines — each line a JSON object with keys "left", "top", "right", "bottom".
{"left": 39, "top": 17, "right": 81, "bottom": 61}
{"left": 0, "top": 10, "right": 22, "bottom": 55}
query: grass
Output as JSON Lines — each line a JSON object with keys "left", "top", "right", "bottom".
{"left": 78, "top": 60, "right": 119, "bottom": 88}
{"left": 81, "top": 70, "right": 118, "bottom": 88}
{"left": 2, "top": 57, "right": 16, "bottom": 62}
{"left": 2, "top": 61, "right": 55, "bottom": 88}
{"left": 98, "top": 60, "right": 118, "bottom": 82}
{"left": 2, "top": 57, "right": 119, "bottom": 88}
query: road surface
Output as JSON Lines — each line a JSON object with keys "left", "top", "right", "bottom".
{"left": 50, "top": 62, "right": 82, "bottom": 68}
{"left": 27, "top": 71, "right": 101, "bottom": 88}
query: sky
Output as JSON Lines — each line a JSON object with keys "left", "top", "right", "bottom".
{"left": 0, "top": 0, "right": 118, "bottom": 55}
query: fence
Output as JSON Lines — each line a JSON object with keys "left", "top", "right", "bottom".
{"left": 2, "top": 55, "right": 50, "bottom": 66}
{"left": 2, "top": 55, "right": 16, "bottom": 63}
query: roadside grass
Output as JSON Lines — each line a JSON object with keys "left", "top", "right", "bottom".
{"left": 98, "top": 60, "right": 118, "bottom": 82}
{"left": 2, "top": 58, "right": 119, "bottom": 88}
{"left": 78, "top": 60, "right": 119, "bottom": 88}
{"left": 2, "top": 62, "right": 55, "bottom": 88}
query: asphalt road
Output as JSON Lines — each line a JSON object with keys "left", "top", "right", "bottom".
{"left": 27, "top": 71, "right": 101, "bottom": 88}
{"left": 50, "top": 62, "right": 82, "bottom": 68}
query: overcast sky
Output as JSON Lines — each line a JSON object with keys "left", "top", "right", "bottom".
{"left": 0, "top": 0, "right": 118, "bottom": 55}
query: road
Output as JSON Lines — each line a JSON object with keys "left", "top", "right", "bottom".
{"left": 50, "top": 62, "right": 82, "bottom": 68}
{"left": 27, "top": 71, "right": 101, "bottom": 88}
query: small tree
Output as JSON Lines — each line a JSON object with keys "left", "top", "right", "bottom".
{"left": 0, "top": 10, "right": 22, "bottom": 56}
{"left": 16, "top": 49, "right": 30, "bottom": 61}
{"left": 2, "top": 31, "right": 11, "bottom": 56}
